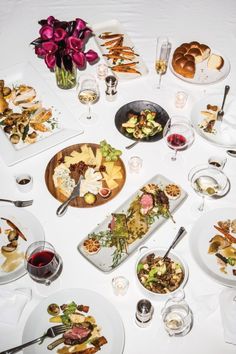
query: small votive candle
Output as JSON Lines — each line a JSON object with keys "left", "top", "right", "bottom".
{"left": 128, "top": 156, "right": 143, "bottom": 173}
{"left": 112, "top": 276, "right": 129, "bottom": 296}
{"left": 97, "top": 63, "right": 108, "bottom": 80}
{"left": 15, "top": 174, "right": 33, "bottom": 193}
{"left": 175, "top": 91, "right": 188, "bottom": 108}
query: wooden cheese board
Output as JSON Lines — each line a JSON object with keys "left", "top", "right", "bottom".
{"left": 45, "top": 143, "right": 126, "bottom": 208}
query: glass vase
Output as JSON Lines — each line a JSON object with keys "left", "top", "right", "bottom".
{"left": 55, "top": 63, "right": 77, "bottom": 89}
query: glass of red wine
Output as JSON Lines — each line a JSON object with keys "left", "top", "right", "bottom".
{"left": 25, "top": 241, "right": 62, "bottom": 286}
{"left": 164, "top": 119, "right": 195, "bottom": 161}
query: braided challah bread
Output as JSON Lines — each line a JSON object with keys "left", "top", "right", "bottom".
{"left": 172, "top": 41, "right": 211, "bottom": 78}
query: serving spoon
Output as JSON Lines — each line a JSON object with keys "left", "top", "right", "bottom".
{"left": 162, "top": 226, "right": 186, "bottom": 260}
{"left": 125, "top": 140, "right": 140, "bottom": 149}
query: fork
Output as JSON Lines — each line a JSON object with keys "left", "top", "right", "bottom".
{"left": 0, "top": 324, "right": 69, "bottom": 354}
{"left": 217, "top": 85, "right": 230, "bottom": 121}
{"left": 0, "top": 199, "right": 33, "bottom": 207}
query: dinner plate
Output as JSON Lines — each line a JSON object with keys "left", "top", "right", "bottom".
{"left": 169, "top": 47, "right": 230, "bottom": 85}
{"left": 191, "top": 94, "right": 236, "bottom": 148}
{"left": 115, "top": 100, "right": 170, "bottom": 142}
{"left": 189, "top": 208, "right": 236, "bottom": 287}
{"left": 78, "top": 174, "right": 187, "bottom": 272}
{"left": 0, "top": 62, "right": 83, "bottom": 166}
{"left": 92, "top": 19, "right": 148, "bottom": 80}
{"left": 0, "top": 206, "right": 44, "bottom": 284}
{"left": 22, "top": 288, "right": 125, "bottom": 354}
{"left": 45, "top": 143, "right": 126, "bottom": 208}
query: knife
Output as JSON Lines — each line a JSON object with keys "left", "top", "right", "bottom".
{"left": 56, "top": 175, "right": 83, "bottom": 217}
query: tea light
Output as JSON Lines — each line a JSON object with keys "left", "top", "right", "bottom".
{"left": 97, "top": 63, "right": 108, "bottom": 80}
{"left": 112, "top": 276, "right": 129, "bottom": 296}
{"left": 175, "top": 91, "right": 188, "bottom": 108}
{"left": 15, "top": 174, "right": 33, "bottom": 193}
{"left": 128, "top": 156, "right": 143, "bottom": 173}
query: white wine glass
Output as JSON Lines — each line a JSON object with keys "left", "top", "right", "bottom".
{"left": 164, "top": 119, "right": 195, "bottom": 161}
{"left": 155, "top": 36, "right": 171, "bottom": 89}
{"left": 188, "top": 164, "right": 230, "bottom": 211}
{"left": 77, "top": 74, "right": 100, "bottom": 126}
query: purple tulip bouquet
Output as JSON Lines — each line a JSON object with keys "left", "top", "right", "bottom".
{"left": 31, "top": 16, "right": 99, "bottom": 89}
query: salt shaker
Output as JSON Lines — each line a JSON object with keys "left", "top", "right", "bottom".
{"left": 105, "top": 75, "right": 118, "bottom": 101}
{"left": 135, "top": 299, "right": 154, "bottom": 327}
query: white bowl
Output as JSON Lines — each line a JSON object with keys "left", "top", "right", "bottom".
{"left": 135, "top": 247, "right": 189, "bottom": 300}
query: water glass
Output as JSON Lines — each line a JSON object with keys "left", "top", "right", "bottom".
{"left": 161, "top": 292, "right": 193, "bottom": 336}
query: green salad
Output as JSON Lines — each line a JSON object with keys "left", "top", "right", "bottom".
{"left": 122, "top": 109, "right": 162, "bottom": 139}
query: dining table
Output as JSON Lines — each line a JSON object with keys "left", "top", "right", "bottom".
{"left": 0, "top": 0, "right": 236, "bottom": 353}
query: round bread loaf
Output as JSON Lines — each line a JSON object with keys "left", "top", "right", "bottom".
{"left": 172, "top": 41, "right": 211, "bottom": 78}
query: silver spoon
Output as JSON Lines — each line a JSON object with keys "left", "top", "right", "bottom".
{"left": 226, "top": 149, "right": 236, "bottom": 157}
{"left": 163, "top": 226, "right": 186, "bottom": 260}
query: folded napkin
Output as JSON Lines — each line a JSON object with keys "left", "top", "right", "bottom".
{"left": 0, "top": 288, "right": 32, "bottom": 325}
{"left": 219, "top": 288, "right": 236, "bottom": 345}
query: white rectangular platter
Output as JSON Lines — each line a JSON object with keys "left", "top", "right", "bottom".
{"left": 78, "top": 174, "right": 187, "bottom": 272}
{"left": 92, "top": 19, "right": 148, "bottom": 80}
{"left": 0, "top": 63, "right": 83, "bottom": 166}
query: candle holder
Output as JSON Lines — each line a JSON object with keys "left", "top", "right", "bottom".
{"left": 175, "top": 91, "right": 188, "bottom": 108}
{"left": 128, "top": 156, "right": 143, "bottom": 173}
{"left": 112, "top": 276, "right": 129, "bottom": 296}
{"left": 97, "top": 63, "right": 108, "bottom": 80}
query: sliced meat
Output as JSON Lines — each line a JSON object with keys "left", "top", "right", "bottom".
{"left": 63, "top": 322, "right": 93, "bottom": 345}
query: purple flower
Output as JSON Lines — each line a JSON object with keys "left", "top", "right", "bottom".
{"left": 47, "top": 16, "right": 57, "bottom": 26}
{"left": 41, "top": 41, "right": 58, "bottom": 69}
{"left": 53, "top": 28, "right": 67, "bottom": 42}
{"left": 39, "top": 25, "right": 53, "bottom": 40}
{"left": 66, "top": 36, "right": 83, "bottom": 51}
{"left": 72, "top": 52, "right": 85, "bottom": 68}
{"left": 45, "top": 54, "right": 56, "bottom": 69}
{"left": 75, "top": 18, "right": 86, "bottom": 31}
{"left": 35, "top": 45, "right": 46, "bottom": 57}
{"left": 85, "top": 49, "right": 99, "bottom": 63}
{"left": 31, "top": 16, "right": 99, "bottom": 72}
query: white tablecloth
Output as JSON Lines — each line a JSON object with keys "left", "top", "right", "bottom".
{"left": 0, "top": 0, "right": 236, "bottom": 353}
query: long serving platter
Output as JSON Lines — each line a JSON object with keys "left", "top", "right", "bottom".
{"left": 78, "top": 174, "right": 188, "bottom": 272}
{"left": 92, "top": 19, "right": 148, "bottom": 80}
{"left": 0, "top": 62, "right": 83, "bottom": 166}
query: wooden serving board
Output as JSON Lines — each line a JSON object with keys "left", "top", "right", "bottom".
{"left": 45, "top": 143, "right": 126, "bottom": 208}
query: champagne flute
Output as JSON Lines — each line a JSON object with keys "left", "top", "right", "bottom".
{"left": 188, "top": 164, "right": 230, "bottom": 211}
{"left": 155, "top": 36, "right": 171, "bottom": 89}
{"left": 164, "top": 119, "right": 195, "bottom": 161}
{"left": 25, "top": 241, "right": 63, "bottom": 286}
{"left": 77, "top": 74, "right": 100, "bottom": 126}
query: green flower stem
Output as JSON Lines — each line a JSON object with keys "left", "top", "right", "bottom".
{"left": 55, "top": 65, "right": 77, "bottom": 89}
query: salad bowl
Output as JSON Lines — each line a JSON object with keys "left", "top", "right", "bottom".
{"left": 135, "top": 247, "right": 189, "bottom": 300}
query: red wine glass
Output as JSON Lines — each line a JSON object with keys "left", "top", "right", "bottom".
{"left": 25, "top": 241, "right": 62, "bottom": 286}
{"left": 164, "top": 119, "right": 195, "bottom": 161}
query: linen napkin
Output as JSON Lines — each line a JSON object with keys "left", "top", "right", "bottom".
{"left": 219, "top": 287, "right": 236, "bottom": 345}
{"left": 0, "top": 288, "right": 32, "bottom": 325}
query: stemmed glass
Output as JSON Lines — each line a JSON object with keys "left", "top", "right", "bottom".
{"left": 164, "top": 119, "right": 195, "bottom": 161}
{"left": 25, "top": 241, "right": 63, "bottom": 286}
{"left": 77, "top": 74, "right": 100, "bottom": 126}
{"left": 188, "top": 164, "right": 230, "bottom": 211}
{"left": 155, "top": 36, "right": 171, "bottom": 89}
{"left": 161, "top": 290, "right": 193, "bottom": 336}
